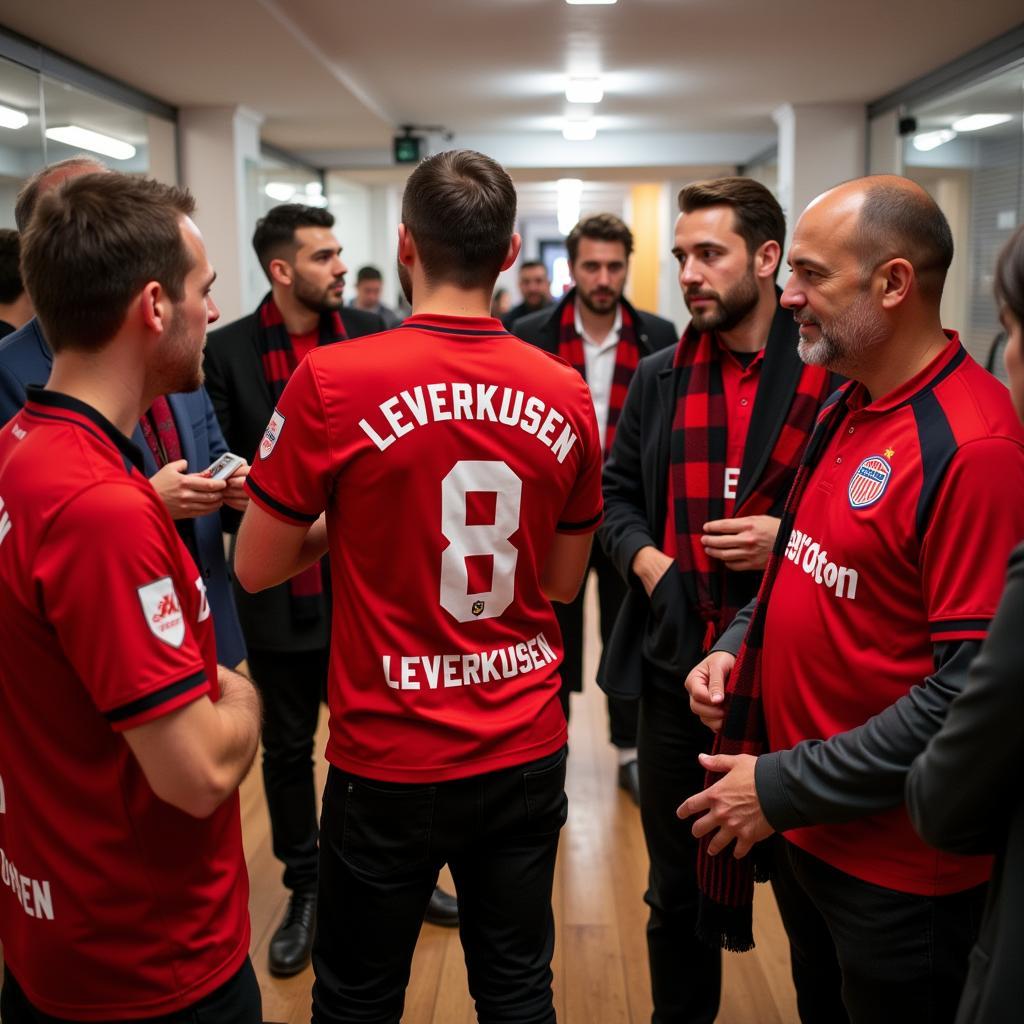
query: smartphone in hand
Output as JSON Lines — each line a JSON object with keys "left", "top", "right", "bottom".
{"left": 205, "top": 453, "right": 245, "bottom": 481}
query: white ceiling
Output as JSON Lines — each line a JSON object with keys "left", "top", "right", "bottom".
{"left": 1, "top": 0, "right": 1022, "bottom": 169}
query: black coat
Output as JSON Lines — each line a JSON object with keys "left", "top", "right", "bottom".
{"left": 599, "top": 303, "right": 834, "bottom": 698}
{"left": 509, "top": 288, "right": 677, "bottom": 359}
{"left": 203, "top": 304, "right": 385, "bottom": 652}
{"left": 907, "top": 542, "right": 1024, "bottom": 1024}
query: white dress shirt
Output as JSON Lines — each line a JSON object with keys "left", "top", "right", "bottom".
{"left": 575, "top": 299, "right": 623, "bottom": 452}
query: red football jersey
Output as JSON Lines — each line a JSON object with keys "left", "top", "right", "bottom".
{"left": 0, "top": 390, "right": 249, "bottom": 1020}
{"left": 246, "top": 314, "right": 604, "bottom": 782}
{"left": 762, "top": 338, "right": 1024, "bottom": 894}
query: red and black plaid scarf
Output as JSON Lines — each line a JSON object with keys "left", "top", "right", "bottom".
{"left": 669, "top": 326, "right": 831, "bottom": 651}
{"left": 257, "top": 292, "right": 348, "bottom": 622}
{"left": 557, "top": 294, "right": 640, "bottom": 458}
{"left": 138, "top": 395, "right": 183, "bottom": 468}
{"left": 695, "top": 387, "right": 851, "bottom": 952}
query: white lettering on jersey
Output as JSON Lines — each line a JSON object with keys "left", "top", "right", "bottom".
{"left": 0, "top": 772, "right": 5, "bottom": 814}
{"left": 10, "top": 422, "right": 26, "bottom": 441}
{"left": 382, "top": 630, "right": 558, "bottom": 691}
{"left": 195, "top": 577, "right": 211, "bottom": 622}
{"left": 0, "top": 847, "right": 54, "bottom": 920}
{"left": 784, "top": 528, "right": 858, "bottom": 600}
{"left": 259, "top": 409, "right": 285, "bottom": 460}
{"left": 359, "top": 384, "right": 578, "bottom": 464}
{"left": 724, "top": 467, "right": 740, "bottom": 501}
{"left": 137, "top": 577, "right": 185, "bottom": 648}
{"left": 0, "top": 494, "right": 11, "bottom": 548}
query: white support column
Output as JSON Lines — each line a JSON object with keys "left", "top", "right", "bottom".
{"left": 178, "top": 106, "right": 264, "bottom": 323}
{"left": 774, "top": 103, "right": 867, "bottom": 260}
{"left": 868, "top": 109, "right": 904, "bottom": 175}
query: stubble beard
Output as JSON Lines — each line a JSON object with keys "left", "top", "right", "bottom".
{"left": 685, "top": 270, "right": 760, "bottom": 333}
{"left": 796, "top": 290, "right": 888, "bottom": 372}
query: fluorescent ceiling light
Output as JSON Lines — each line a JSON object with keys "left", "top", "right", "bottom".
{"left": 265, "top": 182, "right": 297, "bottom": 201}
{"left": 566, "top": 78, "right": 604, "bottom": 104}
{"left": 912, "top": 129, "right": 956, "bottom": 152}
{"left": 563, "top": 120, "right": 597, "bottom": 141}
{"left": 0, "top": 104, "right": 28, "bottom": 130}
{"left": 557, "top": 178, "right": 583, "bottom": 236}
{"left": 565, "top": 0, "right": 617, "bottom": 5}
{"left": 951, "top": 113, "right": 1012, "bottom": 132}
{"left": 45, "top": 125, "right": 136, "bottom": 160}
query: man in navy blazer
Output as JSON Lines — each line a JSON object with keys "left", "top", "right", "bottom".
{"left": 0, "top": 315, "right": 247, "bottom": 668}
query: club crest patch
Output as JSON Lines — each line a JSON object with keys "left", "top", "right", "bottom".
{"left": 848, "top": 455, "right": 892, "bottom": 509}
{"left": 260, "top": 409, "right": 285, "bottom": 460}
{"left": 138, "top": 577, "right": 185, "bottom": 648}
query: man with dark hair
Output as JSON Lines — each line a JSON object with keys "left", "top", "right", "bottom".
{"left": 502, "top": 259, "right": 553, "bottom": 328}
{"left": 206, "top": 203, "right": 458, "bottom": 974}
{"left": 0, "top": 173, "right": 261, "bottom": 1023}
{"left": 0, "top": 230, "right": 32, "bottom": 338}
{"left": 0, "top": 161, "right": 248, "bottom": 672}
{"left": 234, "top": 149, "right": 603, "bottom": 1023}
{"left": 350, "top": 264, "right": 402, "bottom": 328}
{"left": 600, "top": 176, "right": 835, "bottom": 1022}
{"left": 682, "top": 176, "right": 1024, "bottom": 1024}
{"left": 511, "top": 212, "right": 676, "bottom": 801}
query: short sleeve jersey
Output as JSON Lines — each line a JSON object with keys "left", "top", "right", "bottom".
{"left": 246, "top": 314, "right": 604, "bottom": 782}
{"left": 762, "top": 337, "right": 1024, "bottom": 894}
{"left": 0, "top": 390, "right": 249, "bottom": 1020}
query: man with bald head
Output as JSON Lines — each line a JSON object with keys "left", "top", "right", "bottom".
{"left": 680, "top": 176, "right": 1024, "bottom": 1023}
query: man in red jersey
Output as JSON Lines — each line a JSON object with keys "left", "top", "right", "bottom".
{"left": 681, "top": 176, "right": 1024, "bottom": 1024}
{"left": 0, "top": 173, "right": 261, "bottom": 1023}
{"left": 236, "top": 149, "right": 602, "bottom": 1023}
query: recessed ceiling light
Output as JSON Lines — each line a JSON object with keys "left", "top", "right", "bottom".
{"left": 563, "top": 120, "right": 597, "bottom": 141}
{"left": 45, "top": 125, "right": 136, "bottom": 160}
{"left": 265, "top": 182, "right": 297, "bottom": 201}
{"left": 0, "top": 104, "right": 28, "bottom": 130}
{"left": 951, "top": 113, "right": 1013, "bottom": 132}
{"left": 566, "top": 78, "right": 604, "bottom": 104}
{"left": 912, "top": 129, "right": 957, "bottom": 152}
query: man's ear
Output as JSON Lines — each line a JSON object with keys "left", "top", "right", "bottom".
{"left": 500, "top": 233, "right": 523, "bottom": 272}
{"left": 879, "top": 258, "right": 914, "bottom": 310}
{"left": 755, "top": 240, "right": 781, "bottom": 281}
{"left": 268, "top": 257, "right": 293, "bottom": 288}
{"left": 397, "top": 223, "right": 415, "bottom": 266}
{"left": 139, "top": 281, "right": 166, "bottom": 335}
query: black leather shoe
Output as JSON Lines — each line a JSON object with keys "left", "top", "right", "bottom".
{"left": 268, "top": 891, "right": 316, "bottom": 976}
{"left": 618, "top": 759, "right": 641, "bottom": 806}
{"left": 424, "top": 884, "right": 459, "bottom": 928}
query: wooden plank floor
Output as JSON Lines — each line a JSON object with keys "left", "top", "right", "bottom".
{"left": 245, "top": 578, "right": 799, "bottom": 1023}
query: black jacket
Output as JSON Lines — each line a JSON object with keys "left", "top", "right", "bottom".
{"left": 509, "top": 288, "right": 677, "bottom": 359}
{"left": 203, "top": 304, "right": 385, "bottom": 652}
{"left": 599, "top": 303, "right": 829, "bottom": 698}
{"left": 906, "top": 543, "right": 1024, "bottom": 1024}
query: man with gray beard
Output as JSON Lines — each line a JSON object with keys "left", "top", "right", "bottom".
{"left": 682, "top": 176, "right": 1024, "bottom": 1024}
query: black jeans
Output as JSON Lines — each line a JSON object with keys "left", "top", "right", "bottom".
{"left": 771, "top": 837, "right": 987, "bottom": 1024}
{"left": 556, "top": 542, "right": 638, "bottom": 749}
{"left": 636, "top": 668, "right": 721, "bottom": 1024}
{"left": 311, "top": 747, "right": 568, "bottom": 1024}
{"left": 247, "top": 646, "right": 328, "bottom": 895}
{"left": 0, "top": 958, "right": 261, "bottom": 1024}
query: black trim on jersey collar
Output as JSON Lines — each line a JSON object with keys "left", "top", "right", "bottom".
{"left": 894, "top": 344, "right": 967, "bottom": 410}
{"left": 25, "top": 386, "right": 145, "bottom": 472}
{"left": 105, "top": 670, "right": 208, "bottom": 724}
{"left": 247, "top": 477, "right": 319, "bottom": 524}
{"left": 393, "top": 322, "right": 514, "bottom": 338}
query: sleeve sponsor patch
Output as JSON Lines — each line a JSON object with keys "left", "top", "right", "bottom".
{"left": 260, "top": 408, "right": 285, "bottom": 460}
{"left": 137, "top": 577, "right": 185, "bottom": 648}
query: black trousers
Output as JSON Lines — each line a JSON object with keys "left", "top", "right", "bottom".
{"left": 636, "top": 669, "right": 721, "bottom": 1024}
{"left": 311, "top": 747, "right": 568, "bottom": 1024}
{"left": 771, "top": 838, "right": 987, "bottom": 1024}
{"left": 247, "top": 646, "right": 328, "bottom": 895}
{"left": 556, "top": 542, "right": 638, "bottom": 748}
{"left": 0, "top": 958, "right": 261, "bottom": 1024}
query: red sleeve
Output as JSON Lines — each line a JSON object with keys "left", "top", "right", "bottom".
{"left": 922, "top": 437, "right": 1024, "bottom": 642}
{"left": 245, "top": 356, "right": 332, "bottom": 525}
{"left": 37, "top": 485, "right": 210, "bottom": 731}
{"left": 556, "top": 375, "right": 604, "bottom": 534}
